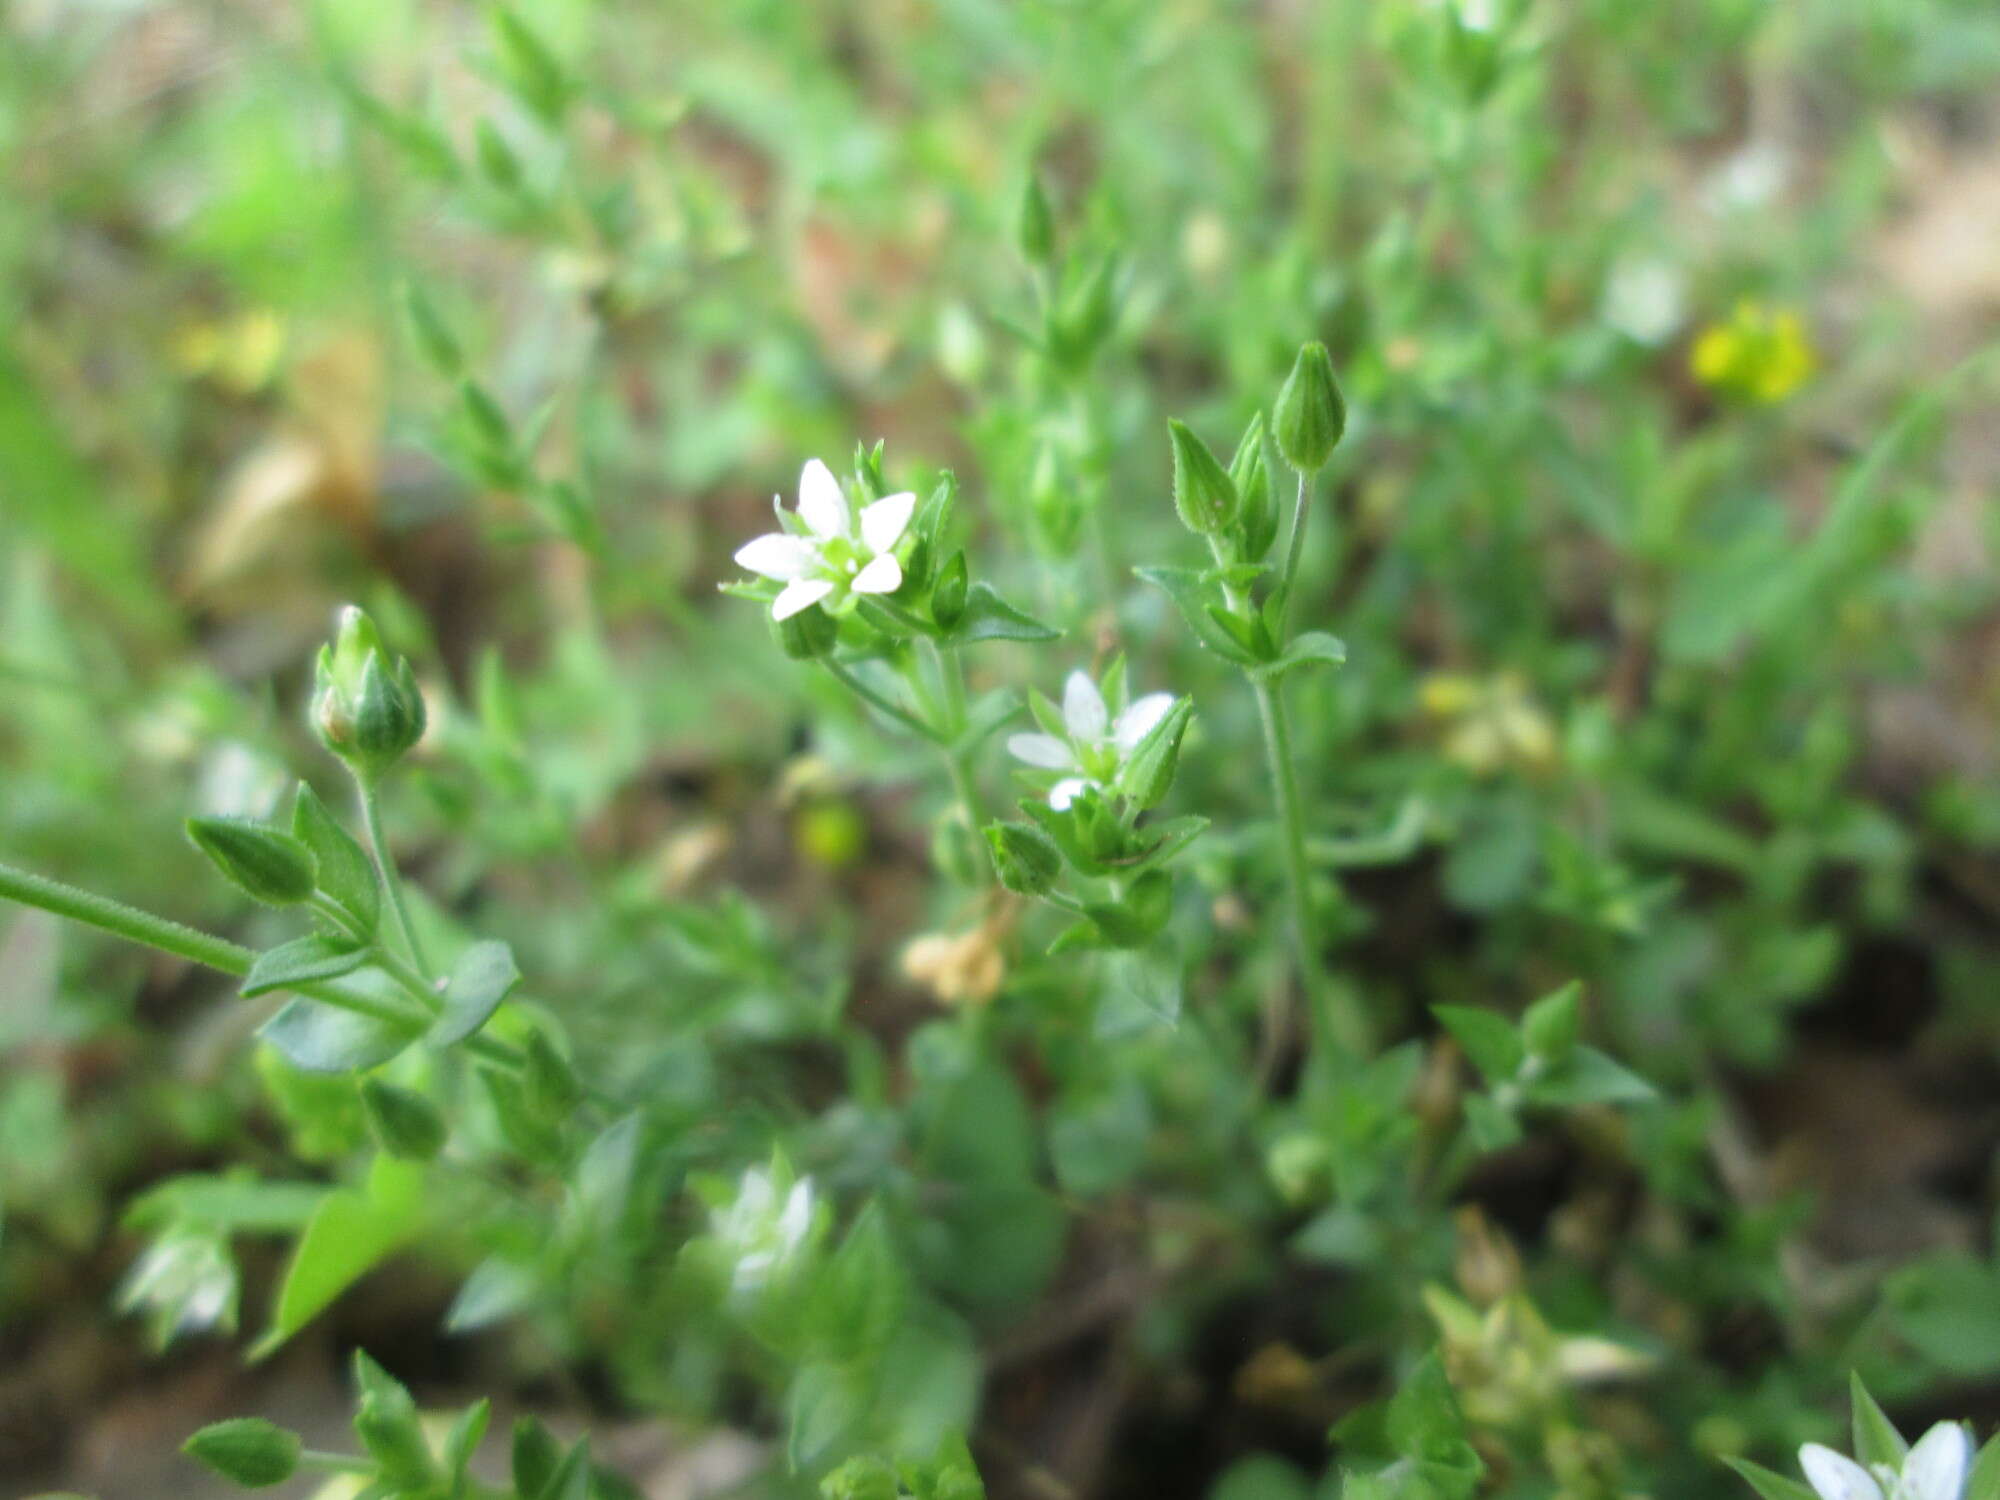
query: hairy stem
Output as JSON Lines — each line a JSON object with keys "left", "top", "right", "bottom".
{"left": 824, "top": 656, "right": 941, "bottom": 744}
{"left": 0, "top": 858, "right": 419, "bottom": 1029}
{"left": 0, "top": 859, "right": 255, "bottom": 974}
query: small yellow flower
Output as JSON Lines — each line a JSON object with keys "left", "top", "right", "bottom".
{"left": 1421, "top": 670, "right": 1558, "bottom": 776}
{"left": 1689, "top": 299, "right": 1815, "bottom": 404}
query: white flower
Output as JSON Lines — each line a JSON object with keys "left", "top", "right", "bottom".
{"left": 734, "top": 458, "right": 916, "bottom": 621}
{"left": 1007, "top": 668, "right": 1176, "bottom": 811}
{"left": 1800, "top": 1422, "right": 1972, "bottom": 1500}
{"left": 712, "top": 1166, "right": 816, "bottom": 1294}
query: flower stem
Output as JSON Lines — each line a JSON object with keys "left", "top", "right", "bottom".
{"left": 1249, "top": 675, "right": 1326, "bottom": 1059}
{"left": 824, "top": 657, "right": 941, "bottom": 744}
{"left": 358, "top": 780, "right": 433, "bottom": 979}
{"left": 0, "top": 858, "right": 254, "bottom": 974}
{"left": 921, "top": 637, "right": 989, "bottom": 842}
{"left": 0, "top": 857, "right": 422, "bottom": 1030}
{"left": 1277, "top": 467, "right": 1312, "bottom": 627}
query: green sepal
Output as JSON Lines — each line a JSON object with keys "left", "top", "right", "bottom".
{"left": 292, "top": 783, "right": 380, "bottom": 932}
{"left": 1113, "top": 697, "right": 1195, "bottom": 810}
{"left": 360, "top": 1079, "right": 448, "bottom": 1162}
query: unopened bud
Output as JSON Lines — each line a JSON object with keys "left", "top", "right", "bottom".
{"left": 1273, "top": 341, "right": 1346, "bottom": 473}
{"left": 1168, "top": 419, "right": 1239, "bottom": 536}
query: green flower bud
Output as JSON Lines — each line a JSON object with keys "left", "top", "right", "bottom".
{"left": 1113, "top": 696, "right": 1194, "bottom": 810}
{"left": 1016, "top": 173, "right": 1056, "bottom": 265}
{"left": 931, "top": 550, "right": 969, "bottom": 629}
{"left": 361, "top": 1079, "right": 447, "bottom": 1161}
{"left": 186, "top": 817, "right": 318, "bottom": 906}
{"left": 775, "top": 599, "right": 838, "bottom": 660}
{"left": 313, "top": 607, "right": 429, "bottom": 780}
{"left": 353, "top": 1354, "right": 436, "bottom": 1488}
{"left": 985, "top": 820, "right": 1063, "bottom": 896}
{"left": 1273, "top": 341, "right": 1347, "bottom": 473}
{"left": 183, "top": 1418, "right": 302, "bottom": 1488}
{"left": 1168, "top": 419, "right": 1239, "bottom": 535}
{"left": 1229, "top": 411, "right": 1276, "bottom": 562}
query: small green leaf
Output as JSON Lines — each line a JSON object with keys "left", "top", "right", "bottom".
{"left": 183, "top": 1417, "right": 301, "bottom": 1487}
{"left": 292, "top": 783, "right": 379, "bottom": 931}
{"left": 254, "top": 1155, "right": 425, "bottom": 1357}
{"left": 431, "top": 940, "right": 522, "bottom": 1046}
{"left": 943, "top": 582, "right": 1060, "bottom": 645}
{"left": 1433, "top": 1005, "right": 1524, "bottom": 1084}
{"left": 1725, "top": 1458, "right": 1822, "bottom": 1500}
{"left": 1529, "top": 1046, "right": 1657, "bottom": 1107}
{"left": 1967, "top": 1432, "right": 2000, "bottom": 1500}
{"left": 187, "top": 817, "right": 317, "bottom": 906}
{"left": 360, "top": 1079, "right": 447, "bottom": 1161}
{"left": 1850, "top": 1372, "right": 1908, "bottom": 1471}
{"left": 1135, "top": 565, "right": 1260, "bottom": 663}
{"left": 259, "top": 996, "right": 418, "bottom": 1074}
{"left": 1521, "top": 980, "right": 1582, "bottom": 1064}
{"left": 1248, "top": 630, "right": 1347, "bottom": 682}
{"left": 241, "top": 935, "right": 370, "bottom": 999}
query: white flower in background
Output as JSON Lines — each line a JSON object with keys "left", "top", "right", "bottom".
{"left": 1008, "top": 668, "right": 1176, "bottom": 811}
{"left": 733, "top": 458, "right": 915, "bottom": 620}
{"left": 712, "top": 1165, "right": 815, "bottom": 1294}
{"left": 1601, "top": 256, "right": 1686, "bottom": 346}
{"left": 1800, "top": 1421, "right": 1972, "bottom": 1500}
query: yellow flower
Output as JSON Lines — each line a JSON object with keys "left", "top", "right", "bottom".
{"left": 1689, "top": 299, "right": 1815, "bottom": 404}
{"left": 1421, "top": 670, "right": 1558, "bottom": 776}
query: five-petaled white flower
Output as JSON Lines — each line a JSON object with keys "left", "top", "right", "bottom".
{"left": 1800, "top": 1421, "right": 1971, "bottom": 1500}
{"left": 734, "top": 458, "right": 916, "bottom": 621}
{"left": 1007, "top": 668, "right": 1176, "bottom": 811}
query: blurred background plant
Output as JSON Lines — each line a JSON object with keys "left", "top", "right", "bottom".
{"left": 3, "top": 0, "right": 2000, "bottom": 1498}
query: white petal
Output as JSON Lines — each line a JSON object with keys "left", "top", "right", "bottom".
{"left": 734, "top": 533, "right": 818, "bottom": 581}
{"left": 1801, "top": 1446, "right": 1886, "bottom": 1500}
{"left": 1048, "top": 776, "right": 1091, "bottom": 811}
{"left": 1062, "top": 669, "right": 1107, "bottom": 741}
{"left": 797, "top": 458, "right": 850, "bottom": 539}
{"left": 1008, "top": 733, "right": 1076, "bottom": 770}
{"left": 1902, "top": 1425, "right": 1970, "bottom": 1500}
{"left": 851, "top": 552, "right": 902, "bottom": 595}
{"left": 771, "top": 577, "right": 835, "bottom": 620}
{"left": 859, "top": 491, "right": 916, "bottom": 554}
{"left": 1114, "top": 692, "right": 1177, "bottom": 754}
{"left": 779, "top": 1180, "right": 814, "bottom": 1246}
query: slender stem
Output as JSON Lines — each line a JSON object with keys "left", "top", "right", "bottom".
{"left": 0, "top": 859, "right": 258, "bottom": 974}
{"left": 358, "top": 780, "right": 433, "bottom": 979}
{"left": 0, "top": 858, "right": 422, "bottom": 1029}
{"left": 920, "top": 637, "right": 989, "bottom": 845}
{"left": 1277, "top": 467, "right": 1313, "bottom": 626}
{"left": 823, "top": 656, "right": 941, "bottom": 744}
{"left": 1250, "top": 678, "right": 1322, "bottom": 1039}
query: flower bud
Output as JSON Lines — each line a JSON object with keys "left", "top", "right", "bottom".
{"left": 985, "top": 821, "right": 1063, "bottom": 896}
{"left": 186, "top": 817, "right": 318, "bottom": 906}
{"left": 1168, "top": 419, "right": 1239, "bottom": 536}
{"left": 931, "top": 551, "right": 969, "bottom": 629}
{"left": 361, "top": 1079, "right": 447, "bottom": 1161}
{"left": 1229, "top": 412, "right": 1276, "bottom": 562}
{"left": 775, "top": 598, "right": 837, "bottom": 660}
{"left": 313, "top": 606, "right": 429, "bottom": 780}
{"left": 183, "top": 1418, "right": 302, "bottom": 1488}
{"left": 1273, "top": 341, "right": 1347, "bottom": 473}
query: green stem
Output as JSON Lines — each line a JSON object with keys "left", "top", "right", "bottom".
{"left": 1277, "top": 467, "right": 1312, "bottom": 626}
{"left": 299, "top": 1450, "right": 377, "bottom": 1476}
{"left": 0, "top": 859, "right": 255, "bottom": 974}
{"left": 359, "top": 781, "right": 433, "bottom": 979}
{"left": 1250, "top": 678, "right": 1322, "bottom": 1033}
{"left": 824, "top": 657, "right": 941, "bottom": 744}
{"left": 0, "top": 859, "right": 421, "bottom": 1030}
{"left": 920, "top": 638, "right": 989, "bottom": 844}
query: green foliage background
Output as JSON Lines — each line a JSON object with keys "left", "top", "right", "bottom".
{"left": 3, "top": 1, "right": 2000, "bottom": 1497}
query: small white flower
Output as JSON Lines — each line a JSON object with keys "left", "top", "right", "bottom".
{"left": 734, "top": 458, "right": 916, "bottom": 621}
{"left": 1007, "top": 668, "right": 1176, "bottom": 810}
{"left": 712, "top": 1166, "right": 816, "bottom": 1294}
{"left": 1799, "top": 1422, "right": 1972, "bottom": 1500}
